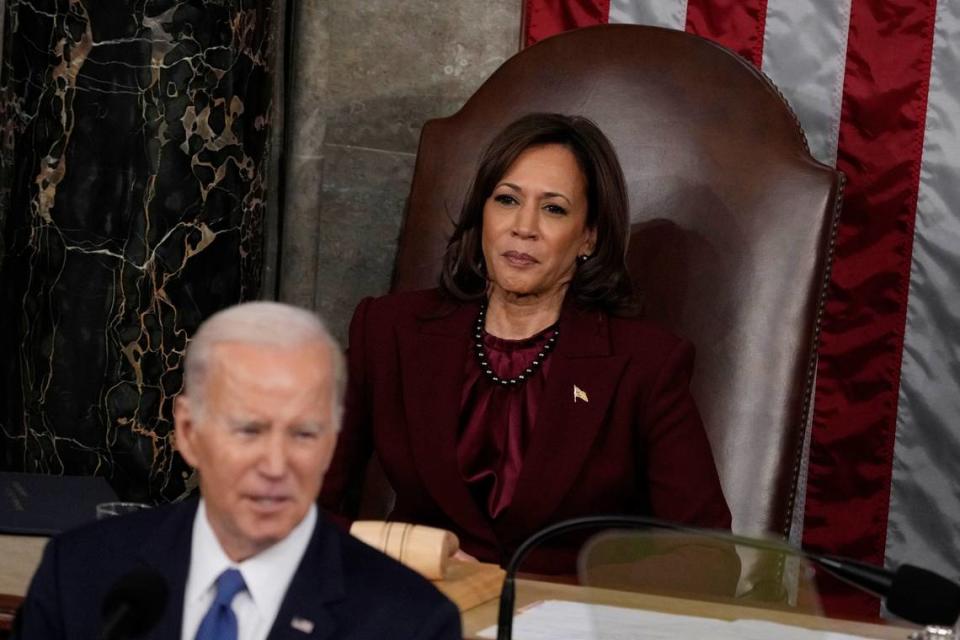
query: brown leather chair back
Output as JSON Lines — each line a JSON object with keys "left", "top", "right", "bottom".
{"left": 391, "top": 25, "right": 842, "bottom": 543}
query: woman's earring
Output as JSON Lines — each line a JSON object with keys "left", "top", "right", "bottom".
{"left": 576, "top": 254, "right": 590, "bottom": 266}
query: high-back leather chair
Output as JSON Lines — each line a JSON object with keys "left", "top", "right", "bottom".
{"left": 386, "top": 24, "right": 842, "bottom": 548}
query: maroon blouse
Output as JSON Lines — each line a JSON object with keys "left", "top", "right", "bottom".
{"left": 456, "top": 326, "right": 556, "bottom": 519}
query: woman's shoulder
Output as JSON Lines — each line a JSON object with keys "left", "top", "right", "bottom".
{"left": 353, "top": 288, "right": 447, "bottom": 316}
{"left": 604, "top": 312, "right": 691, "bottom": 359}
{"left": 350, "top": 288, "right": 463, "bottom": 330}
{"left": 348, "top": 288, "right": 473, "bottom": 351}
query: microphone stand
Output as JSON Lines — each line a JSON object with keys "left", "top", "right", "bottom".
{"left": 495, "top": 515, "right": 960, "bottom": 640}
{"left": 497, "top": 515, "right": 775, "bottom": 640}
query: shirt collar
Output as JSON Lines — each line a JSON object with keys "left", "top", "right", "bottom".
{"left": 185, "top": 499, "right": 317, "bottom": 613}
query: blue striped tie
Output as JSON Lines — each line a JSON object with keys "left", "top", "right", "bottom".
{"left": 194, "top": 568, "right": 247, "bottom": 640}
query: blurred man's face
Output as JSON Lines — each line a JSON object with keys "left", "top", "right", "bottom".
{"left": 175, "top": 340, "right": 338, "bottom": 561}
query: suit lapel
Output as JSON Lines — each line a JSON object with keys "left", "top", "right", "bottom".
{"left": 138, "top": 500, "right": 196, "bottom": 640}
{"left": 498, "top": 305, "right": 628, "bottom": 541}
{"left": 267, "top": 517, "right": 343, "bottom": 640}
{"left": 396, "top": 301, "right": 495, "bottom": 540}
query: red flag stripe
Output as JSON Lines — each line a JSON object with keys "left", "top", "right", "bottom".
{"left": 685, "top": 0, "right": 769, "bottom": 67}
{"left": 803, "top": 0, "right": 938, "bottom": 616}
{"left": 523, "top": 0, "right": 609, "bottom": 47}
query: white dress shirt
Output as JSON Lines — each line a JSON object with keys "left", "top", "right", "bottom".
{"left": 181, "top": 500, "right": 317, "bottom": 640}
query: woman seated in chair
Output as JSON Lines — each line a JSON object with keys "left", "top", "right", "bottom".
{"left": 319, "top": 112, "right": 731, "bottom": 572}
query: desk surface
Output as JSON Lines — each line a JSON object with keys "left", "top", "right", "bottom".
{"left": 0, "top": 546, "right": 917, "bottom": 640}
{"left": 0, "top": 535, "right": 47, "bottom": 636}
{"left": 460, "top": 579, "right": 914, "bottom": 640}
{"left": 0, "top": 535, "right": 46, "bottom": 597}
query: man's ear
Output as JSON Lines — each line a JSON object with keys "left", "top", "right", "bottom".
{"left": 174, "top": 395, "right": 199, "bottom": 468}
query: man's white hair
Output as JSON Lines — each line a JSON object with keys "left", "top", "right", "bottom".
{"left": 182, "top": 301, "right": 346, "bottom": 426}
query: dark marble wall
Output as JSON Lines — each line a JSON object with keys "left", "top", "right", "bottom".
{"left": 0, "top": 0, "right": 279, "bottom": 501}
{"left": 0, "top": 0, "right": 521, "bottom": 503}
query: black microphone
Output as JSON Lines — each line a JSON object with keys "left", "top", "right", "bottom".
{"left": 495, "top": 515, "right": 960, "bottom": 640}
{"left": 99, "top": 568, "right": 168, "bottom": 640}
{"left": 806, "top": 554, "right": 894, "bottom": 596}
{"left": 888, "top": 564, "right": 960, "bottom": 627}
{"left": 810, "top": 554, "right": 960, "bottom": 627}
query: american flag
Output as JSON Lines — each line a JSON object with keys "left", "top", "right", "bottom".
{"left": 524, "top": 0, "right": 960, "bottom": 617}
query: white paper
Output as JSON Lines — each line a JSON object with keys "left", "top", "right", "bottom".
{"left": 476, "top": 600, "right": 888, "bottom": 640}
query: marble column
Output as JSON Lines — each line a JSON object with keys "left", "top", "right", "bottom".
{"left": 275, "top": 0, "right": 325, "bottom": 309}
{"left": 0, "top": 0, "right": 280, "bottom": 501}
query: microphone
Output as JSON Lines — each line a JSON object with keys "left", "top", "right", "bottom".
{"left": 810, "top": 554, "right": 960, "bottom": 627}
{"left": 888, "top": 565, "right": 960, "bottom": 628}
{"left": 806, "top": 554, "right": 894, "bottom": 596}
{"left": 99, "top": 568, "right": 168, "bottom": 640}
{"left": 495, "top": 515, "right": 960, "bottom": 640}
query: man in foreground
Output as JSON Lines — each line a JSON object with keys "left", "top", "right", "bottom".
{"left": 15, "top": 302, "right": 461, "bottom": 639}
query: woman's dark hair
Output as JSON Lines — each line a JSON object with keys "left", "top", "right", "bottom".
{"left": 438, "top": 112, "right": 637, "bottom": 315}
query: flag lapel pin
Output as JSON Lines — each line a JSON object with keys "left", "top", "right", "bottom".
{"left": 573, "top": 385, "right": 589, "bottom": 403}
{"left": 290, "top": 616, "right": 315, "bottom": 634}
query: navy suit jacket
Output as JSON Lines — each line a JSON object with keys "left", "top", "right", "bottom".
{"left": 14, "top": 499, "right": 460, "bottom": 640}
{"left": 320, "top": 289, "right": 731, "bottom": 571}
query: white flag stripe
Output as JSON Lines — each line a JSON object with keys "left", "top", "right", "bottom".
{"left": 760, "top": 0, "right": 852, "bottom": 166}
{"left": 608, "top": 0, "right": 688, "bottom": 30}
{"left": 888, "top": 0, "right": 960, "bottom": 581}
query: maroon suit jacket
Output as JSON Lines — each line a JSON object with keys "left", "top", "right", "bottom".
{"left": 320, "top": 289, "right": 731, "bottom": 571}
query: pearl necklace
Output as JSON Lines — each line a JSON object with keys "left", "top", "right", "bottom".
{"left": 473, "top": 303, "right": 560, "bottom": 386}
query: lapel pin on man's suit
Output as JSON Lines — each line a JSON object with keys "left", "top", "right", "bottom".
{"left": 290, "top": 616, "right": 315, "bottom": 634}
{"left": 573, "top": 385, "right": 589, "bottom": 403}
